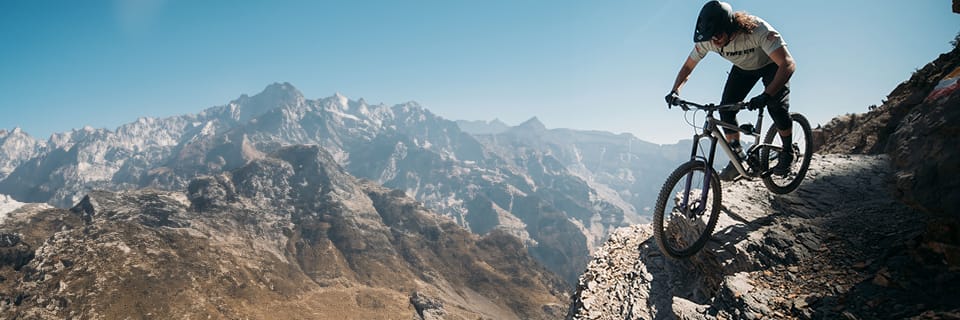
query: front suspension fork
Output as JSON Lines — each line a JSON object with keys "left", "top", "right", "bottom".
{"left": 680, "top": 133, "right": 717, "bottom": 218}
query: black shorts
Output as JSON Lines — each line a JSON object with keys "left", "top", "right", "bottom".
{"left": 719, "top": 63, "right": 792, "bottom": 133}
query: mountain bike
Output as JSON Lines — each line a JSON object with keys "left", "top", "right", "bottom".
{"left": 653, "top": 97, "right": 812, "bottom": 258}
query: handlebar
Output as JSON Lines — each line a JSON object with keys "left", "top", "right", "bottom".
{"left": 669, "top": 98, "right": 749, "bottom": 112}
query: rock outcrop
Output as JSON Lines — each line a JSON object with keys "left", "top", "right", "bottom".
{"left": 814, "top": 45, "right": 960, "bottom": 156}
{"left": 814, "top": 45, "right": 960, "bottom": 219}
{"left": 887, "top": 54, "right": 960, "bottom": 217}
{"left": 0, "top": 145, "right": 568, "bottom": 319}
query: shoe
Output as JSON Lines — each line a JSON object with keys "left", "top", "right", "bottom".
{"left": 772, "top": 151, "right": 794, "bottom": 176}
{"left": 719, "top": 161, "right": 739, "bottom": 181}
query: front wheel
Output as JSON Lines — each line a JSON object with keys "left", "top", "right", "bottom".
{"left": 653, "top": 160, "right": 722, "bottom": 258}
{"left": 761, "top": 113, "right": 813, "bottom": 194}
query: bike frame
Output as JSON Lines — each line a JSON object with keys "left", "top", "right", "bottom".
{"left": 692, "top": 105, "right": 762, "bottom": 178}
{"left": 675, "top": 99, "right": 776, "bottom": 216}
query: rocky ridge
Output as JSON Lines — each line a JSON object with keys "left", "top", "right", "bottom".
{"left": 0, "top": 145, "right": 568, "bottom": 319}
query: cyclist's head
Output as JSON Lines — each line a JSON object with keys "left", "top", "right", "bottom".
{"left": 694, "top": 1, "right": 735, "bottom": 43}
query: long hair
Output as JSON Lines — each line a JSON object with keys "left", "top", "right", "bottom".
{"left": 732, "top": 11, "right": 760, "bottom": 34}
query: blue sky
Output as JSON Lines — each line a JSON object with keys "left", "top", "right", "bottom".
{"left": 1, "top": 1, "right": 957, "bottom": 144}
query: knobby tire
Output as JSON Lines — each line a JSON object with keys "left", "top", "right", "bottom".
{"left": 761, "top": 113, "right": 813, "bottom": 194}
{"left": 653, "top": 160, "right": 722, "bottom": 258}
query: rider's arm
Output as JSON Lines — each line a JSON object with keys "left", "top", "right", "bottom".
{"left": 671, "top": 56, "right": 700, "bottom": 93}
{"left": 763, "top": 46, "right": 796, "bottom": 96}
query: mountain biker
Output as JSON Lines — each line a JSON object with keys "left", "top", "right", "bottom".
{"left": 665, "top": 1, "right": 797, "bottom": 181}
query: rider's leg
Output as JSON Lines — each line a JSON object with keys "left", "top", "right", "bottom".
{"left": 722, "top": 65, "right": 762, "bottom": 139}
{"left": 772, "top": 108, "right": 792, "bottom": 152}
{"left": 719, "top": 66, "right": 761, "bottom": 181}
{"left": 761, "top": 64, "right": 794, "bottom": 175}
{"left": 725, "top": 132, "right": 743, "bottom": 159}
{"left": 772, "top": 129, "right": 794, "bottom": 175}
{"left": 778, "top": 128, "right": 793, "bottom": 146}
{"left": 725, "top": 132, "right": 741, "bottom": 144}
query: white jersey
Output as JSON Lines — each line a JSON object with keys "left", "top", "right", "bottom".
{"left": 688, "top": 16, "right": 786, "bottom": 71}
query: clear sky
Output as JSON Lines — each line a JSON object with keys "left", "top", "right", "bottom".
{"left": 1, "top": 1, "right": 958, "bottom": 144}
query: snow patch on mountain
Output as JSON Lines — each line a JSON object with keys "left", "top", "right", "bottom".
{"left": 0, "top": 194, "right": 25, "bottom": 221}
{"left": 0, "top": 194, "right": 50, "bottom": 224}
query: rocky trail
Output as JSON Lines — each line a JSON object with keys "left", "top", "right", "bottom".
{"left": 568, "top": 154, "right": 960, "bottom": 319}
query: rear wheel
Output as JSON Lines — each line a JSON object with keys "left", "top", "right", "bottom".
{"left": 761, "top": 113, "right": 813, "bottom": 194}
{"left": 653, "top": 160, "right": 722, "bottom": 258}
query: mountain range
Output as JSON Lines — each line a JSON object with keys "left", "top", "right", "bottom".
{"left": 0, "top": 82, "right": 689, "bottom": 283}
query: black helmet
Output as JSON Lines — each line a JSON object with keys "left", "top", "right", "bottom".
{"left": 694, "top": 1, "right": 734, "bottom": 42}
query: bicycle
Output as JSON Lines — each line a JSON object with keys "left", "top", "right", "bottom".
{"left": 653, "top": 96, "right": 813, "bottom": 258}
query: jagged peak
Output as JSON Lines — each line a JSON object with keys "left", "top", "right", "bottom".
{"left": 395, "top": 101, "right": 423, "bottom": 110}
{"left": 388, "top": 101, "right": 431, "bottom": 120}
{"left": 134, "top": 116, "right": 155, "bottom": 125}
{"left": 516, "top": 116, "right": 547, "bottom": 132}
{"left": 454, "top": 119, "right": 511, "bottom": 135}
{"left": 72, "top": 126, "right": 110, "bottom": 136}
{"left": 489, "top": 118, "right": 508, "bottom": 126}
{"left": 466, "top": 118, "right": 509, "bottom": 126}
{"left": 255, "top": 82, "right": 305, "bottom": 107}
{"left": 0, "top": 127, "right": 25, "bottom": 137}
{"left": 321, "top": 92, "right": 360, "bottom": 113}
{"left": 226, "top": 82, "right": 306, "bottom": 123}
{"left": 262, "top": 82, "right": 304, "bottom": 100}
{"left": 333, "top": 92, "right": 349, "bottom": 105}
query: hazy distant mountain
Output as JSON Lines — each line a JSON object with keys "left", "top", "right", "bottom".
{"left": 462, "top": 117, "right": 692, "bottom": 223}
{"left": 455, "top": 118, "right": 511, "bottom": 135}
